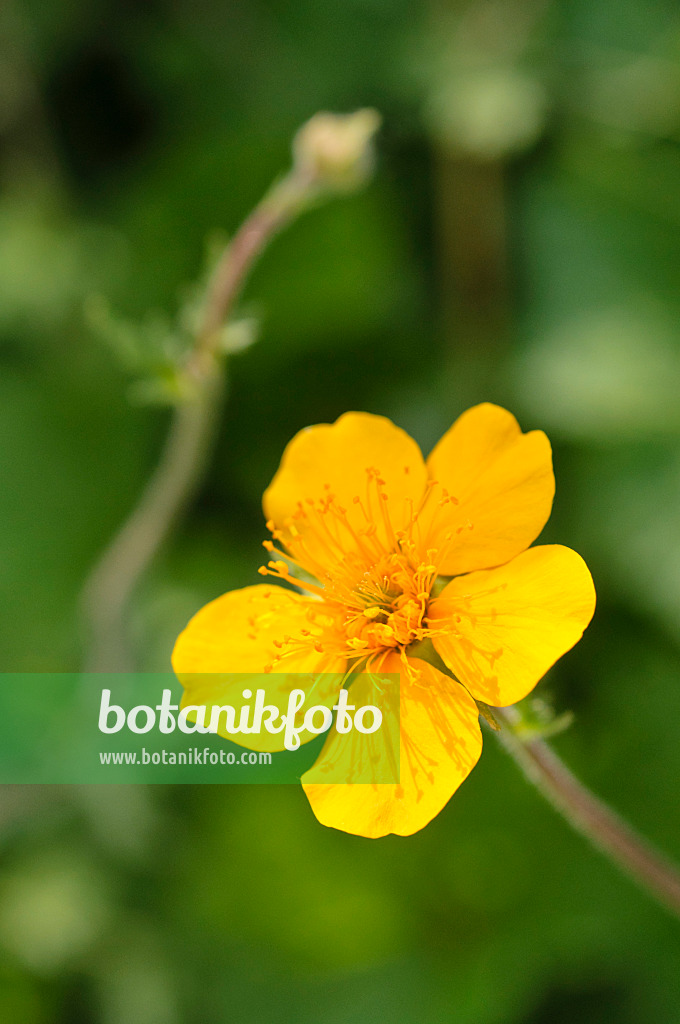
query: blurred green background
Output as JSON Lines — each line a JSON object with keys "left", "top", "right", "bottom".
{"left": 2, "top": 0, "right": 680, "bottom": 1020}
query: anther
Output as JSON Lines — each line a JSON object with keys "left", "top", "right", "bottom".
{"left": 269, "top": 560, "right": 289, "bottom": 573}
{"left": 363, "top": 606, "right": 382, "bottom": 619}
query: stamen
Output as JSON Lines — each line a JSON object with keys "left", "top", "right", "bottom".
{"left": 256, "top": 469, "right": 476, "bottom": 669}
{"left": 257, "top": 561, "right": 326, "bottom": 598}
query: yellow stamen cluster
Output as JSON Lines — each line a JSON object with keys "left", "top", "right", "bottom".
{"left": 258, "top": 467, "right": 463, "bottom": 673}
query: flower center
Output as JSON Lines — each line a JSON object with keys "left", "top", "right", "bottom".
{"left": 341, "top": 552, "right": 437, "bottom": 653}
{"left": 257, "top": 468, "right": 456, "bottom": 671}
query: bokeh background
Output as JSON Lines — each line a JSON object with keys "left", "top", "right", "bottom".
{"left": 2, "top": 0, "right": 680, "bottom": 1020}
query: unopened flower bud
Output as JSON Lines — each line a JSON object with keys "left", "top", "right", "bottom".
{"left": 293, "top": 109, "right": 381, "bottom": 191}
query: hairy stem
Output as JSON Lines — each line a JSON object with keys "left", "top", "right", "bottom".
{"left": 82, "top": 170, "right": 314, "bottom": 672}
{"left": 494, "top": 705, "right": 680, "bottom": 919}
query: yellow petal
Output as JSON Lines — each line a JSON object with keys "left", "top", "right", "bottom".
{"left": 172, "top": 584, "right": 337, "bottom": 674}
{"left": 263, "top": 412, "right": 428, "bottom": 571}
{"left": 302, "top": 656, "right": 482, "bottom": 837}
{"left": 172, "top": 584, "right": 344, "bottom": 751}
{"left": 429, "top": 545, "right": 596, "bottom": 707}
{"left": 422, "top": 403, "right": 555, "bottom": 574}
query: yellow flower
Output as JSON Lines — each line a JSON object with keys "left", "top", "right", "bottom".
{"left": 172, "top": 403, "right": 596, "bottom": 837}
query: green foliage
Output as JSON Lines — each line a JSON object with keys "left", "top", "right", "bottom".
{"left": 2, "top": 0, "right": 680, "bottom": 1021}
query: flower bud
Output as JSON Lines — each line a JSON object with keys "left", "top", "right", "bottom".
{"left": 293, "top": 109, "right": 381, "bottom": 191}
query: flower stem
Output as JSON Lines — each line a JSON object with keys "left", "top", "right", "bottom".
{"left": 494, "top": 705, "right": 680, "bottom": 919}
{"left": 82, "top": 382, "right": 221, "bottom": 672}
{"left": 81, "top": 168, "right": 315, "bottom": 672}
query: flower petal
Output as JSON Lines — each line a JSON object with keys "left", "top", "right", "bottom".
{"left": 172, "top": 584, "right": 344, "bottom": 751}
{"left": 263, "top": 412, "right": 428, "bottom": 571}
{"left": 302, "top": 656, "right": 482, "bottom": 837}
{"left": 429, "top": 545, "right": 596, "bottom": 707}
{"left": 172, "top": 584, "right": 339, "bottom": 674}
{"left": 422, "top": 403, "right": 555, "bottom": 574}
